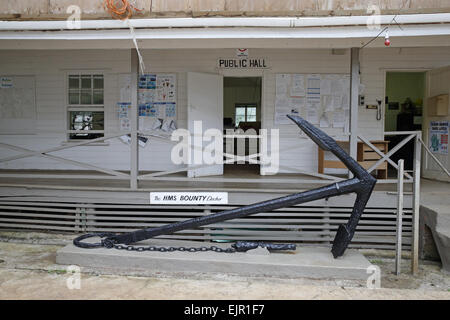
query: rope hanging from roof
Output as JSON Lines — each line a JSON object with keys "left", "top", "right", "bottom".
{"left": 103, "top": 0, "right": 146, "bottom": 74}
{"left": 103, "top": 0, "right": 142, "bottom": 20}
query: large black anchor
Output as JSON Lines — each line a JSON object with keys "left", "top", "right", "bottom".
{"left": 74, "top": 115, "right": 376, "bottom": 258}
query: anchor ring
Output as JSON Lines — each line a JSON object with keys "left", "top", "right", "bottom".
{"left": 73, "top": 233, "right": 116, "bottom": 249}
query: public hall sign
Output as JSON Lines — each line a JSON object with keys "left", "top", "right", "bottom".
{"left": 217, "top": 58, "right": 269, "bottom": 69}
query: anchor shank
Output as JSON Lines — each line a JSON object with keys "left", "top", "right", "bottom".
{"left": 107, "top": 179, "right": 360, "bottom": 245}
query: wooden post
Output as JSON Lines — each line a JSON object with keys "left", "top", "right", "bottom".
{"left": 395, "top": 159, "right": 404, "bottom": 275}
{"left": 411, "top": 132, "right": 422, "bottom": 274}
{"left": 130, "top": 49, "right": 139, "bottom": 190}
{"left": 349, "top": 48, "right": 360, "bottom": 178}
{"left": 318, "top": 148, "right": 324, "bottom": 174}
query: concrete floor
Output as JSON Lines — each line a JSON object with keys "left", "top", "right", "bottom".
{"left": 0, "top": 232, "right": 449, "bottom": 300}
{"left": 0, "top": 166, "right": 409, "bottom": 192}
{"left": 1, "top": 267, "right": 449, "bottom": 300}
{"left": 420, "top": 178, "right": 450, "bottom": 211}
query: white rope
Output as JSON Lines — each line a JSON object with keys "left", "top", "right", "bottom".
{"left": 125, "top": 19, "right": 146, "bottom": 75}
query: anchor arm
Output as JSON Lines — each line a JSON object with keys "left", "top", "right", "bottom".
{"left": 287, "top": 115, "right": 377, "bottom": 258}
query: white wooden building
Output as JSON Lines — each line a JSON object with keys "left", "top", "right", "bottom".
{"left": 0, "top": 8, "right": 450, "bottom": 272}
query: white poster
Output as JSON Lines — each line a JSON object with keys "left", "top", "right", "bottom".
{"left": 0, "top": 77, "right": 13, "bottom": 88}
{"left": 322, "top": 95, "right": 333, "bottom": 112}
{"left": 119, "top": 74, "right": 131, "bottom": 102}
{"left": 332, "top": 95, "right": 343, "bottom": 109}
{"left": 120, "top": 118, "right": 130, "bottom": 131}
{"left": 275, "top": 97, "right": 291, "bottom": 124}
{"left": 290, "top": 74, "right": 305, "bottom": 97}
{"left": 135, "top": 74, "right": 177, "bottom": 132}
{"left": 290, "top": 85, "right": 305, "bottom": 97}
{"left": 118, "top": 102, "right": 130, "bottom": 119}
{"left": 320, "top": 76, "right": 332, "bottom": 96}
{"left": 429, "top": 121, "right": 449, "bottom": 155}
{"left": 306, "top": 106, "right": 319, "bottom": 124}
{"left": 274, "top": 73, "right": 350, "bottom": 128}
{"left": 332, "top": 109, "right": 346, "bottom": 128}
{"left": 276, "top": 74, "right": 290, "bottom": 97}
{"left": 307, "top": 74, "right": 321, "bottom": 95}
{"left": 331, "top": 76, "right": 344, "bottom": 93}
{"left": 156, "top": 74, "right": 177, "bottom": 103}
{"left": 319, "top": 114, "right": 330, "bottom": 128}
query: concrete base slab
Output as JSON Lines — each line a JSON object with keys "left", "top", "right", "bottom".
{"left": 57, "top": 239, "right": 373, "bottom": 281}
{"left": 420, "top": 205, "right": 450, "bottom": 273}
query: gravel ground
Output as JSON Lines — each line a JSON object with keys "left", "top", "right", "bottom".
{"left": 0, "top": 231, "right": 449, "bottom": 300}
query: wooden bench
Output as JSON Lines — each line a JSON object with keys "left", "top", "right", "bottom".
{"left": 318, "top": 141, "right": 389, "bottom": 179}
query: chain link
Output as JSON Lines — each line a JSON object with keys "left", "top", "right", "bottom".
{"left": 112, "top": 243, "right": 236, "bottom": 253}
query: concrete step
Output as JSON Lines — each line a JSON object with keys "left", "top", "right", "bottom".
{"left": 420, "top": 205, "right": 450, "bottom": 273}
{"left": 57, "top": 239, "right": 374, "bottom": 282}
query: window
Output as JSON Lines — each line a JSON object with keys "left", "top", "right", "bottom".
{"left": 67, "top": 74, "right": 104, "bottom": 140}
{"left": 235, "top": 103, "right": 257, "bottom": 126}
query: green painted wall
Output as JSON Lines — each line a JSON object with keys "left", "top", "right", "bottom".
{"left": 385, "top": 72, "right": 425, "bottom": 131}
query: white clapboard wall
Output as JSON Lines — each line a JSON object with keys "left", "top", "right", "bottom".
{"left": 0, "top": 48, "right": 449, "bottom": 172}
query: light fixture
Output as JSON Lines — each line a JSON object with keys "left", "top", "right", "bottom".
{"left": 384, "top": 30, "right": 391, "bottom": 47}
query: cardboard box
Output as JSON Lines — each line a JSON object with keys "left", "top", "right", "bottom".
{"left": 428, "top": 94, "right": 449, "bottom": 116}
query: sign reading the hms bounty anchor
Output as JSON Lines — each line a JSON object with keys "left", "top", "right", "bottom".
{"left": 150, "top": 192, "right": 229, "bottom": 205}
{"left": 218, "top": 58, "right": 269, "bottom": 69}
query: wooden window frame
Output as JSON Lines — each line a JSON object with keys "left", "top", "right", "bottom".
{"left": 235, "top": 103, "right": 257, "bottom": 126}
{"left": 65, "top": 71, "right": 105, "bottom": 141}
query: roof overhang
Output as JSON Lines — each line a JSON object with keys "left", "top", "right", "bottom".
{"left": 0, "top": 14, "right": 449, "bottom": 49}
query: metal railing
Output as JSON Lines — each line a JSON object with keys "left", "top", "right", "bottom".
{"left": 395, "top": 159, "right": 405, "bottom": 275}
{"left": 0, "top": 129, "right": 424, "bottom": 187}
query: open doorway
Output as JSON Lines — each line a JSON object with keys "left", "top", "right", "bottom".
{"left": 223, "top": 77, "right": 262, "bottom": 176}
{"left": 385, "top": 71, "right": 426, "bottom": 173}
